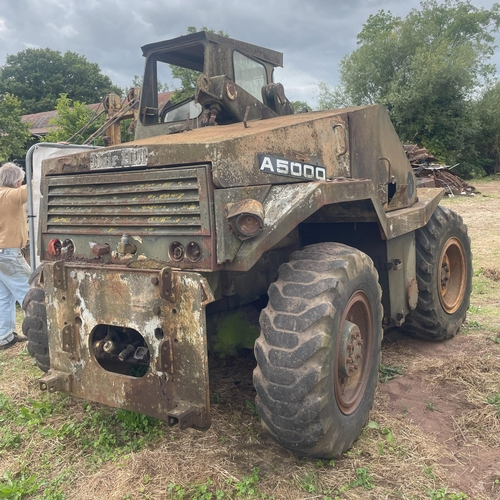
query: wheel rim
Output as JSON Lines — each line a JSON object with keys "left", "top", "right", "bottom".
{"left": 438, "top": 237, "right": 467, "bottom": 314}
{"left": 335, "top": 290, "right": 373, "bottom": 415}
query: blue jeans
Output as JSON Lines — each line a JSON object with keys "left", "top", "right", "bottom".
{"left": 0, "top": 249, "right": 31, "bottom": 345}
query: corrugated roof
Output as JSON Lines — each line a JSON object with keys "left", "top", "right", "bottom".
{"left": 22, "top": 92, "right": 173, "bottom": 136}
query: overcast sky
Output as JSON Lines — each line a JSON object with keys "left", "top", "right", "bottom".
{"left": 1, "top": 0, "right": 499, "bottom": 107}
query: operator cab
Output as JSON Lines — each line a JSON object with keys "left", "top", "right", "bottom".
{"left": 136, "top": 31, "right": 294, "bottom": 139}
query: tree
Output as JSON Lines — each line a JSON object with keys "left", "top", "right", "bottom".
{"left": 0, "top": 48, "right": 122, "bottom": 114}
{"left": 316, "top": 82, "right": 353, "bottom": 110}
{"left": 43, "top": 94, "right": 105, "bottom": 145}
{"left": 473, "top": 82, "right": 500, "bottom": 174}
{"left": 130, "top": 75, "right": 170, "bottom": 93}
{"left": 169, "top": 26, "right": 228, "bottom": 103}
{"left": 0, "top": 93, "right": 30, "bottom": 162}
{"left": 322, "top": 1, "right": 500, "bottom": 176}
{"left": 291, "top": 100, "right": 313, "bottom": 113}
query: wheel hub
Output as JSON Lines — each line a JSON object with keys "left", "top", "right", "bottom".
{"left": 338, "top": 321, "right": 363, "bottom": 379}
{"left": 438, "top": 237, "right": 467, "bottom": 314}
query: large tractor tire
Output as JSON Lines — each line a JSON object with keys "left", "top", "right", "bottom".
{"left": 401, "top": 206, "right": 472, "bottom": 341}
{"left": 253, "top": 243, "right": 383, "bottom": 458}
{"left": 22, "top": 266, "right": 50, "bottom": 372}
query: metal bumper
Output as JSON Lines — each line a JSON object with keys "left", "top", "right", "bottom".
{"left": 40, "top": 261, "right": 214, "bottom": 430}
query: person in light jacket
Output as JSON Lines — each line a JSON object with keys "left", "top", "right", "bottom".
{"left": 0, "top": 162, "right": 30, "bottom": 350}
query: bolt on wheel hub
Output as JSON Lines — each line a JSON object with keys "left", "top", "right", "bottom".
{"left": 338, "top": 321, "right": 363, "bottom": 378}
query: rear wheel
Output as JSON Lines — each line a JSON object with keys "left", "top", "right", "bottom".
{"left": 22, "top": 266, "right": 49, "bottom": 372}
{"left": 253, "top": 243, "right": 383, "bottom": 458}
{"left": 401, "top": 206, "right": 472, "bottom": 340}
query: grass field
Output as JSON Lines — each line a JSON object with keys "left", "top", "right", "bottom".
{"left": 1, "top": 179, "right": 499, "bottom": 500}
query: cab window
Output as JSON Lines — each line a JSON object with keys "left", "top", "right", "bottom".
{"left": 233, "top": 51, "right": 267, "bottom": 102}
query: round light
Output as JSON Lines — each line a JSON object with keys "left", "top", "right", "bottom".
{"left": 48, "top": 238, "right": 61, "bottom": 256}
{"left": 235, "top": 213, "right": 263, "bottom": 238}
{"left": 186, "top": 242, "right": 202, "bottom": 262}
{"left": 169, "top": 242, "right": 184, "bottom": 261}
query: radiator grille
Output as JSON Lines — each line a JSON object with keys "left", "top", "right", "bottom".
{"left": 44, "top": 167, "right": 211, "bottom": 236}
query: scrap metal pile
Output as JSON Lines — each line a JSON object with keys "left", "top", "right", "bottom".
{"left": 404, "top": 144, "right": 477, "bottom": 196}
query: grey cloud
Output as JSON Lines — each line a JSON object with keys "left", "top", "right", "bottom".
{"left": 1, "top": 0, "right": 499, "bottom": 106}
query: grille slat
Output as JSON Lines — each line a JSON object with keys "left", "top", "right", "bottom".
{"left": 47, "top": 179, "right": 199, "bottom": 196}
{"left": 44, "top": 167, "right": 210, "bottom": 236}
{"left": 47, "top": 192, "right": 199, "bottom": 206}
{"left": 47, "top": 203, "right": 200, "bottom": 215}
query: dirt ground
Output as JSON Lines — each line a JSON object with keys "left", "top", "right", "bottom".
{"left": 1, "top": 178, "right": 499, "bottom": 500}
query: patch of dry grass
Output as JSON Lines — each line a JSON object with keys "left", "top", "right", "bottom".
{"left": 1, "top": 179, "right": 499, "bottom": 499}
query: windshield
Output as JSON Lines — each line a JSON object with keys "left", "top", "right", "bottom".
{"left": 233, "top": 51, "right": 267, "bottom": 102}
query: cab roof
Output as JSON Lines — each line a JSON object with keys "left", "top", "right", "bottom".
{"left": 141, "top": 31, "right": 283, "bottom": 72}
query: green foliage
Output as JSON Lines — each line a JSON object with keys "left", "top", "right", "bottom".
{"left": 473, "top": 81, "right": 500, "bottom": 174}
{"left": 170, "top": 27, "right": 228, "bottom": 104}
{"left": 0, "top": 93, "right": 30, "bottom": 161}
{"left": 349, "top": 467, "right": 374, "bottom": 490}
{"left": 424, "top": 466, "right": 436, "bottom": 479}
{"left": 232, "top": 468, "right": 261, "bottom": 497}
{"left": 130, "top": 74, "right": 170, "bottom": 93}
{"left": 426, "top": 401, "right": 441, "bottom": 412}
{"left": 324, "top": 1, "right": 500, "bottom": 177}
{"left": 0, "top": 48, "right": 121, "bottom": 114}
{"left": 379, "top": 363, "right": 403, "bottom": 383}
{"left": 213, "top": 309, "right": 260, "bottom": 356}
{"left": 486, "top": 391, "right": 500, "bottom": 417}
{"left": 291, "top": 100, "right": 312, "bottom": 113}
{"left": 298, "top": 471, "right": 318, "bottom": 494}
{"left": 0, "top": 472, "right": 38, "bottom": 499}
{"left": 428, "top": 487, "right": 469, "bottom": 499}
{"left": 167, "top": 479, "right": 221, "bottom": 500}
{"left": 43, "top": 94, "right": 105, "bottom": 145}
{"left": 62, "top": 405, "right": 163, "bottom": 462}
{"left": 316, "top": 81, "right": 354, "bottom": 110}
{"left": 0, "top": 466, "right": 71, "bottom": 500}
{"left": 167, "top": 469, "right": 263, "bottom": 499}
{"left": 0, "top": 391, "right": 162, "bottom": 464}
{"left": 245, "top": 400, "right": 259, "bottom": 418}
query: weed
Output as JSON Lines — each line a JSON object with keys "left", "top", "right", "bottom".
{"left": 486, "top": 392, "right": 500, "bottom": 418}
{"left": 379, "top": 364, "right": 403, "bottom": 383}
{"left": 210, "top": 393, "right": 222, "bottom": 405}
{"left": 426, "top": 401, "right": 441, "bottom": 412}
{"left": 402, "top": 403, "right": 409, "bottom": 417}
{"left": 233, "top": 467, "right": 260, "bottom": 497}
{"left": 367, "top": 421, "right": 394, "bottom": 442}
{"left": 428, "top": 487, "right": 468, "bottom": 499}
{"left": 298, "top": 471, "right": 318, "bottom": 494}
{"left": 166, "top": 479, "right": 223, "bottom": 500}
{"left": 349, "top": 467, "right": 374, "bottom": 490}
{"left": 315, "top": 459, "right": 335, "bottom": 468}
{"left": 0, "top": 471, "right": 39, "bottom": 499}
{"left": 468, "top": 304, "right": 481, "bottom": 313}
{"left": 0, "top": 430, "right": 21, "bottom": 450}
{"left": 245, "top": 400, "right": 259, "bottom": 418}
{"left": 423, "top": 466, "right": 436, "bottom": 479}
{"left": 487, "top": 334, "right": 500, "bottom": 345}
{"left": 463, "top": 320, "right": 483, "bottom": 331}
{"left": 472, "top": 277, "right": 489, "bottom": 295}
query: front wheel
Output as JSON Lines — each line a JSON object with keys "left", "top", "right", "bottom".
{"left": 22, "top": 266, "right": 50, "bottom": 372}
{"left": 253, "top": 243, "right": 383, "bottom": 458}
{"left": 401, "top": 206, "right": 472, "bottom": 340}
